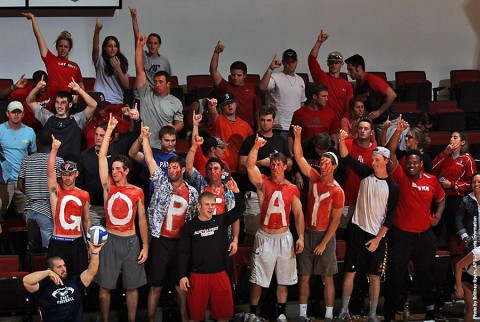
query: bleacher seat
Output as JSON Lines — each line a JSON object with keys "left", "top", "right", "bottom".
{"left": 428, "top": 100, "right": 465, "bottom": 132}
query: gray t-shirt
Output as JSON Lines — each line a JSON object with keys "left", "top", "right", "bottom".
{"left": 139, "top": 83, "right": 183, "bottom": 149}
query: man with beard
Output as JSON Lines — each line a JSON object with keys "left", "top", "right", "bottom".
{"left": 23, "top": 242, "right": 104, "bottom": 322}
{"left": 141, "top": 125, "right": 199, "bottom": 322}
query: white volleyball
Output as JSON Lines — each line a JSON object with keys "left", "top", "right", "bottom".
{"left": 87, "top": 225, "right": 108, "bottom": 246}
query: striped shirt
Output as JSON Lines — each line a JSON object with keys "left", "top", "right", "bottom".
{"left": 18, "top": 153, "right": 63, "bottom": 218}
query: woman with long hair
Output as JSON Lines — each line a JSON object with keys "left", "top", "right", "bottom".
{"left": 23, "top": 12, "right": 84, "bottom": 95}
{"left": 432, "top": 131, "right": 477, "bottom": 239}
{"left": 92, "top": 19, "right": 129, "bottom": 105}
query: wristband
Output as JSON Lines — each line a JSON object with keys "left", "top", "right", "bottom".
{"left": 268, "top": 67, "right": 274, "bottom": 72}
{"left": 10, "top": 84, "right": 16, "bottom": 91}
{"left": 91, "top": 252, "right": 99, "bottom": 255}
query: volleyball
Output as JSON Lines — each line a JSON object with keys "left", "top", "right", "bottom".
{"left": 87, "top": 225, "right": 109, "bottom": 246}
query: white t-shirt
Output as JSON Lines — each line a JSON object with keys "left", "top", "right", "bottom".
{"left": 266, "top": 72, "right": 306, "bottom": 131}
{"left": 93, "top": 56, "right": 127, "bottom": 104}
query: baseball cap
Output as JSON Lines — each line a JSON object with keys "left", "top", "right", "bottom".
{"left": 327, "top": 51, "right": 344, "bottom": 62}
{"left": 372, "top": 147, "right": 390, "bottom": 159}
{"left": 204, "top": 137, "right": 229, "bottom": 150}
{"left": 89, "top": 92, "right": 110, "bottom": 109}
{"left": 217, "top": 92, "right": 236, "bottom": 106}
{"left": 282, "top": 49, "right": 297, "bottom": 61}
{"left": 60, "top": 161, "right": 78, "bottom": 173}
{"left": 7, "top": 101, "right": 24, "bottom": 113}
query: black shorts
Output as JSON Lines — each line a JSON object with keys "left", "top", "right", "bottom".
{"left": 344, "top": 224, "right": 386, "bottom": 275}
{"left": 146, "top": 236, "right": 180, "bottom": 287}
{"left": 47, "top": 236, "right": 88, "bottom": 277}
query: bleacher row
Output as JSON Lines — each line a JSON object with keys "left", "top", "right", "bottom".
{"left": 0, "top": 67, "right": 479, "bottom": 319}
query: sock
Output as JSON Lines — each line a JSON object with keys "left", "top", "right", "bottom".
{"left": 426, "top": 304, "right": 435, "bottom": 311}
{"left": 325, "top": 306, "right": 334, "bottom": 319}
{"left": 369, "top": 300, "right": 378, "bottom": 317}
{"left": 299, "top": 304, "right": 308, "bottom": 317}
{"left": 250, "top": 304, "right": 258, "bottom": 314}
{"left": 341, "top": 296, "right": 350, "bottom": 312}
{"left": 277, "top": 302, "right": 286, "bottom": 316}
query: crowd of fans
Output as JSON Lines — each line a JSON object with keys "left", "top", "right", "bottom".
{"left": 1, "top": 7, "right": 480, "bottom": 322}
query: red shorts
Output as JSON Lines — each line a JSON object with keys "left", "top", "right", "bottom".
{"left": 187, "top": 271, "right": 233, "bottom": 320}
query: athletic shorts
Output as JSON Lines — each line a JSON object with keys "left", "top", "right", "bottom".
{"left": 462, "top": 272, "right": 480, "bottom": 285}
{"left": 344, "top": 224, "right": 386, "bottom": 276}
{"left": 187, "top": 271, "right": 233, "bottom": 321}
{"left": 146, "top": 236, "right": 179, "bottom": 287}
{"left": 47, "top": 236, "right": 88, "bottom": 277}
{"left": 297, "top": 230, "right": 337, "bottom": 276}
{"left": 249, "top": 229, "right": 298, "bottom": 288}
{"left": 95, "top": 233, "right": 147, "bottom": 289}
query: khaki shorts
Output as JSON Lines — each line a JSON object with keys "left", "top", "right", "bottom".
{"left": 297, "top": 230, "right": 338, "bottom": 276}
{"left": 249, "top": 229, "right": 298, "bottom": 288}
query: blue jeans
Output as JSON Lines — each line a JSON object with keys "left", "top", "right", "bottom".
{"left": 25, "top": 209, "right": 53, "bottom": 250}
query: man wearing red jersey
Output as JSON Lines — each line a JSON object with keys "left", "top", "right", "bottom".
{"left": 97, "top": 115, "right": 149, "bottom": 322}
{"left": 47, "top": 136, "right": 91, "bottom": 277}
{"left": 246, "top": 134, "right": 305, "bottom": 322}
{"left": 293, "top": 125, "right": 345, "bottom": 322}
{"left": 383, "top": 117, "right": 446, "bottom": 322}
{"left": 288, "top": 82, "right": 339, "bottom": 154}
{"left": 308, "top": 29, "right": 353, "bottom": 122}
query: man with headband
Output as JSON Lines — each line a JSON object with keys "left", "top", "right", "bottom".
{"left": 293, "top": 125, "right": 345, "bottom": 322}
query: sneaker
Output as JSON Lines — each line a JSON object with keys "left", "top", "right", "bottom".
{"left": 367, "top": 315, "right": 381, "bottom": 322}
{"left": 298, "top": 316, "right": 312, "bottom": 322}
{"left": 425, "top": 310, "right": 447, "bottom": 322}
{"left": 277, "top": 313, "right": 288, "bottom": 322}
{"left": 336, "top": 311, "right": 351, "bottom": 322}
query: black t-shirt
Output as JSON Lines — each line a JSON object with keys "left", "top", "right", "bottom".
{"left": 37, "top": 275, "right": 85, "bottom": 322}
{"left": 178, "top": 193, "right": 245, "bottom": 278}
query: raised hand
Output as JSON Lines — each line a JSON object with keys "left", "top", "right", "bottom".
{"left": 192, "top": 111, "right": 202, "bottom": 126}
{"left": 318, "top": 29, "right": 329, "bottom": 43}
{"left": 339, "top": 129, "right": 348, "bottom": 141}
{"left": 22, "top": 12, "right": 35, "bottom": 20}
{"left": 291, "top": 125, "right": 302, "bottom": 138}
{"left": 129, "top": 6, "right": 137, "bottom": 18}
{"left": 254, "top": 133, "right": 267, "bottom": 149}
{"left": 270, "top": 55, "right": 282, "bottom": 70}
{"left": 107, "top": 113, "right": 118, "bottom": 131}
{"left": 67, "top": 77, "right": 81, "bottom": 92}
{"left": 36, "top": 75, "right": 47, "bottom": 91}
{"left": 95, "top": 18, "right": 103, "bottom": 33}
{"left": 206, "top": 98, "right": 218, "bottom": 109}
{"left": 141, "top": 123, "right": 151, "bottom": 138}
{"left": 51, "top": 135, "right": 61, "bottom": 150}
{"left": 137, "top": 34, "right": 147, "bottom": 48}
{"left": 214, "top": 41, "right": 224, "bottom": 54}
{"left": 15, "top": 74, "right": 27, "bottom": 89}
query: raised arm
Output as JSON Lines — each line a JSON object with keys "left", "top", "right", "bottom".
{"left": 206, "top": 97, "right": 219, "bottom": 128}
{"left": 292, "top": 125, "right": 313, "bottom": 179}
{"left": 338, "top": 129, "right": 349, "bottom": 158}
{"left": 135, "top": 35, "right": 148, "bottom": 91}
{"left": 92, "top": 18, "right": 102, "bottom": 63}
{"left": 386, "top": 114, "right": 408, "bottom": 172}
{"left": 99, "top": 114, "right": 117, "bottom": 193}
{"left": 26, "top": 74, "right": 47, "bottom": 114}
{"left": 141, "top": 125, "right": 158, "bottom": 176}
{"left": 47, "top": 136, "right": 60, "bottom": 194}
{"left": 309, "top": 29, "right": 329, "bottom": 58}
{"left": 258, "top": 55, "right": 281, "bottom": 92}
{"left": 0, "top": 74, "right": 27, "bottom": 100}
{"left": 80, "top": 242, "right": 104, "bottom": 287}
{"left": 129, "top": 6, "right": 140, "bottom": 42}
{"left": 22, "top": 13, "right": 48, "bottom": 58}
{"left": 246, "top": 134, "right": 266, "bottom": 189}
{"left": 23, "top": 269, "right": 63, "bottom": 293}
{"left": 186, "top": 134, "right": 203, "bottom": 177}
{"left": 209, "top": 41, "right": 225, "bottom": 87}
{"left": 68, "top": 78, "right": 97, "bottom": 119}
{"left": 128, "top": 133, "right": 145, "bottom": 163}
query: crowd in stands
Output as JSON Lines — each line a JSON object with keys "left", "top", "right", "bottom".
{"left": 1, "top": 8, "right": 480, "bottom": 322}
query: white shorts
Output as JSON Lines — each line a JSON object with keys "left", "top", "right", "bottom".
{"left": 243, "top": 191, "right": 261, "bottom": 236}
{"left": 249, "top": 229, "right": 298, "bottom": 288}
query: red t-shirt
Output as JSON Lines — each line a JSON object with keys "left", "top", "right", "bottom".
{"left": 217, "top": 79, "right": 261, "bottom": 128}
{"left": 306, "top": 170, "right": 345, "bottom": 231}
{"left": 288, "top": 105, "right": 339, "bottom": 142}
{"left": 105, "top": 184, "right": 145, "bottom": 233}
{"left": 53, "top": 185, "right": 90, "bottom": 238}
{"left": 358, "top": 73, "right": 390, "bottom": 98}
{"left": 204, "top": 185, "right": 226, "bottom": 215}
{"left": 260, "top": 174, "right": 300, "bottom": 230}
{"left": 390, "top": 165, "right": 445, "bottom": 232}
{"left": 160, "top": 184, "right": 190, "bottom": 238}
{"left": 42, "top": 50, "right": 83, "bottom": 95}
{"left": 10, "top": 85, "right": 54, "bottom": 129}
{"left": 82, "top": 110, "right": 130, "bottom": 149}
{"left": 308, "top": 54, "right": 354, "bottom": 120}
{"left": 343, "top": 139, "right": 377, "bottom": 205}
{"left": 210, "top": 114, "right": 253, "bottom": 172}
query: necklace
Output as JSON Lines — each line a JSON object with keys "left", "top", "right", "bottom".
{"left": 283, "top": 73, "right": 297, "bottom": 87}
